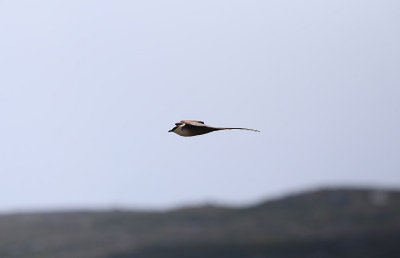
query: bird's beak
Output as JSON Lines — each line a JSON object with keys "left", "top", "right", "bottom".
{"left": 168, "top": 126, "right": 176, "bottom": 132}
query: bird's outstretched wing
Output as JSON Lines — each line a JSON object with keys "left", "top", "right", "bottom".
{"left": 181, "top": 120, "right": 206, "bottom": 127}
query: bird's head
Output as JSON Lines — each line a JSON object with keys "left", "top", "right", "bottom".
{"left": 168, "top": 126, "right": 177, "bottom": 132}
{"left": 168, "top": 122, "right": 184, "bottom": 132}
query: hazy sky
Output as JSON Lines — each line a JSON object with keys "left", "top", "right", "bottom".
{"left": 0, "top": 0, "right": 399, "bottom": 212}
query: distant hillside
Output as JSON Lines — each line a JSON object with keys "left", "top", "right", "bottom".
{"left": 0, "top": 187, "right": 399, "bottom": 258}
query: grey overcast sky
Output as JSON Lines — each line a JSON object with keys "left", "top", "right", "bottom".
{"left": 0, "top": 0, "right": 399, "bottom": 212}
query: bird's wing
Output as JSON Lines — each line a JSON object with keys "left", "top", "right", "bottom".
{"left": 181, "top": 120, "right": 206, "bottom": 127}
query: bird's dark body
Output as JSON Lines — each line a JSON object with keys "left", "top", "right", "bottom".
{"left": 169, "top": 120, "right": 259, "bottom": 137}
{"left": 179, "top": 124, "right": 222, "bottom": 136}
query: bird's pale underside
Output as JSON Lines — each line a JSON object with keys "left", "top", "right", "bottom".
{"left": 169, "top": 120, "right": 260, "bottom": 137}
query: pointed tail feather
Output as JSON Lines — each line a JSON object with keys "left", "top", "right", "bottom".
{"left": 221, "top": 127, "right": 260, "bottom": 132}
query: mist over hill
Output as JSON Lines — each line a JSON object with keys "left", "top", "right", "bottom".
{"left": 1, "top": 187, "right": 399, "bottom": 258}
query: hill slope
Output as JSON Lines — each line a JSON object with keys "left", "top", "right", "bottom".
{"left": 1, "top": 187, "right": 399, "bottom": 258}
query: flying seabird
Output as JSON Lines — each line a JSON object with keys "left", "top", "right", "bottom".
{"left": 168, "top": 120, "right": 259, "bottom": 137}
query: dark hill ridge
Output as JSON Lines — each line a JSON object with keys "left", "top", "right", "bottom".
{"left": 0, "top": 187, "right": 399, "bottom": 258}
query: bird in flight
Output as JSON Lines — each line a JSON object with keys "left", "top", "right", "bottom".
{"left": 169, "top": 120, "right": 260, "bottom": 137}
